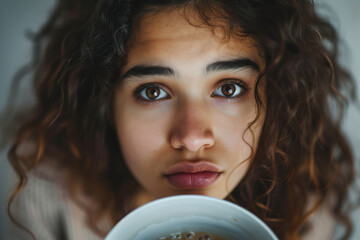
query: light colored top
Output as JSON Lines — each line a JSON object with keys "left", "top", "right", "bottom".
{"left": 5, "top": 163, "right": 106, "bottom": 240}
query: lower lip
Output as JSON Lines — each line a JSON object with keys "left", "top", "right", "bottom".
{"left": 165, "top": 172, "right": 220, "bottom": 189}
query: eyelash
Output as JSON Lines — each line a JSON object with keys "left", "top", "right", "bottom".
{"left": 211, "top": 79, "right": 249, "bottom": 101}
{"left": 133, "top": 82, "right": 169, "bottom": 104}
{"left": 133, "top": 79, "right": 249, "bottom": 104}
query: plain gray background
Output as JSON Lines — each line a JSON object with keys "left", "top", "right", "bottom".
{"left": 0, "top": 0, "right": 359, "bottom": 239}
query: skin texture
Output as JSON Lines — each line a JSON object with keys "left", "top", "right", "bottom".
{"left": 113, "top": 9, "right": 266, "bottom": 205}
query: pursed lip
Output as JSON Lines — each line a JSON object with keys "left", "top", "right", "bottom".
{"left": 163, "top": 161, "right": 222, "bottom": 189}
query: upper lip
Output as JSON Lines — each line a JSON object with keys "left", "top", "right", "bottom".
{"left": 164, "top": 161, "right": 222, "bottom": 175}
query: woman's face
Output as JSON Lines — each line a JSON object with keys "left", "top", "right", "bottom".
{"left": 113, "top": 9, "right": 265, "bottom": 203}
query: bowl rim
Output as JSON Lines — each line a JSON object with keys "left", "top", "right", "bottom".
{"left": 105, "top": 194, "right": 278, "bottom": 240}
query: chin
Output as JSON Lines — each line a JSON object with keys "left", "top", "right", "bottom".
{"left": 162, "top": 189, "right": 228, "bottom": 200}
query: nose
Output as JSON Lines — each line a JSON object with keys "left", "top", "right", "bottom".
{"left": 169, "top": 101, "right": 215, "bottom": 152}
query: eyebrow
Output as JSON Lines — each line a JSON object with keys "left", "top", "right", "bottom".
{"left": 121, "top": 65, "right": 175, "bottom": 79}
{"left": 121, "top": 58, "right": 259, "bottom": 80}
{"left": 206, "top": 58, "right": 259, "bottom": 73}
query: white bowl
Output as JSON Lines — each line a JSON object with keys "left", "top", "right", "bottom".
{"left": 105, "top": 195, "right": 278, "bottom": 240}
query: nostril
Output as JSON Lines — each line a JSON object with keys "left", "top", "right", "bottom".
{"left": 170, "top": 128, "right": 214, "bottom": 152}
{"left": 169, "top": 103, "right": 214, "bottom": 152}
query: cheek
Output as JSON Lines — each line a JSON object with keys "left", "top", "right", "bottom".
{"left": 216, "top": 117, "right": 250, "bottom": 164}
{"left": 215, "top": 114, "right": 263, "bottom": 191}
{"left": 214, "top": 102, "right": 258, "bottom": 153}
{"left": 214, "top": 102, "right": 264, "bottom": 172}
{"left": 114, "top": 106, "right": 169, "bottom": 171}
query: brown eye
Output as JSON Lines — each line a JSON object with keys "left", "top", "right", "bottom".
{"left": 146, "top": 87, "right": 160, "bottom": 99}
{"left": 138, "top": 84, "right": 169, "bottom": 101}
{"left": 213, "top": 82, "right": 243, "bottom": 98}
{"left": 221, "top": 84, "right": 236, "bottom": 97}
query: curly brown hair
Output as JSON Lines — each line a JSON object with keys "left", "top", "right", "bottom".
{"left": 6, "top": 0, "right": 356, "bottom": 239}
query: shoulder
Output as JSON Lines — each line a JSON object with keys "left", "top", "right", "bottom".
{"left": 6, "top": 161, "right": 104, "bottom": 240}
{"left": 300, "top": 195, "right": 336, "bottom": 240}
{"left": 6, "top": 161, "right": 68, "bottom": 239}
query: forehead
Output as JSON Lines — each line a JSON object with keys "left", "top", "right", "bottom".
{"left": 123, "top": 9, "right": 264, "bottom": 73}
{"left": 131, "top": 9, "right": 226, "bottom": 43}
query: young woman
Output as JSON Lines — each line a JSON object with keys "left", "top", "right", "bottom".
{"left": 6, "top": 0, "right": 357, "bottom": 239}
